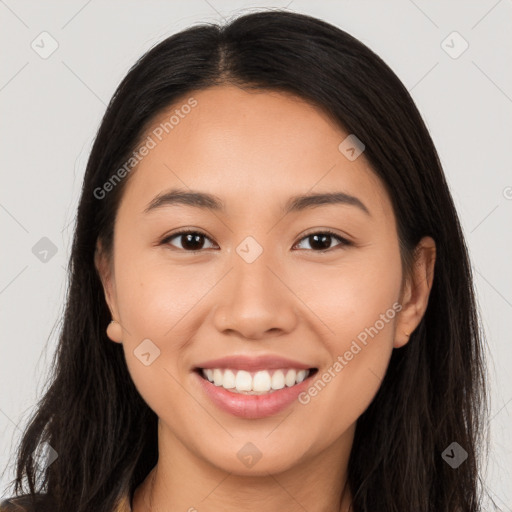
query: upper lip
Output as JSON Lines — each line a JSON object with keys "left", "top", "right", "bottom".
{"left": 195, "top": 355, "right": 316, "bottom": 372}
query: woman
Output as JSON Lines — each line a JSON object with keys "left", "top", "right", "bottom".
{"left": 1, "top": 9, "right": 488, "bottom": 512}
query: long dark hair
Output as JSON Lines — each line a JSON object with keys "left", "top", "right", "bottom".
{"left": 3, "top": 10, "right": 488, "bottom": 512}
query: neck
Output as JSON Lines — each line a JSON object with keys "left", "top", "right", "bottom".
{"left": 132, "top": 421, "right": 355, "bottom": 512}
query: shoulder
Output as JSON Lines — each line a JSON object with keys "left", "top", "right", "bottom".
{"left": 0, "top": 494, "right": 50, "bottom": 512}
{"left": 1, "top": 493, "right": 130, "bottom": 512}
{"left": 1, "top": 492, "right": 130, "bottom": 512}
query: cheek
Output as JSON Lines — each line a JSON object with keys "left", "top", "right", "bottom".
{"left": 300, "top": 243, "right": 402, "bottom": 347}
{"left": 296, "top": 247, "right": 401, "bottom": 419}
{"left": 111, "top": 249, "right": 216, "bottom": 412}
{"left": 298, "top": 337, "right": 394, "bottom": 449}
{"left": 113, "top": 244, "right": 213, "bottom": 339}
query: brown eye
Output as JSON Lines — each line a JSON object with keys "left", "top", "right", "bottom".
{"left": 161, "top": 229, "right": 351, "bottom": 253}
{"left": 162, "top": 230, "right": 216, "bottom": 251}
{"left": 294, "top": 231, "right": 351, "bottom": 252}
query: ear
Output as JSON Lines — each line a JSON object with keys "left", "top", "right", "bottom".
{"left": 94, "top": 239, "right": 123, "bottom": 343}
{"left": 394, "top": 236, "right": 436, "bottom": 348}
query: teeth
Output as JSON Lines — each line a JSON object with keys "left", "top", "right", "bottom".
{"left": 253, "top": 371, "right": 271, "bottom": 392}
{"left": 200, "top": 368, "right": 311, "bottom": 394}
{"left": 296, "top": 370, "right": 308, "bottom": 383}
{"left": 235, "top": 370, "right": 252, "bottom": 391}
{"left": 285, "top": 369, "right": 296, "bottom": 387}
{"left": 271, "top": 370, "right": 285, "bottom": 390}
{"left": 222, "top": 369, "right": 236, "bottom": 389}
{"left": 213, "top": 369, "right": 223, "bottom": 386}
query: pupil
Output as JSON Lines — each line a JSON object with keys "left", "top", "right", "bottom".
{"left": 311, "top": 234, "right": 331, "bottom": 250}
{"left": 183, "top": 233, "right": 203, "bottom": 250}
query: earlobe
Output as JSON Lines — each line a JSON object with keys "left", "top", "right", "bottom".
{"left": 393, "top": 330, "right": 412, "bottom": 349}
{"left": 106, "top": 320, "right": 123, "bottom": 343}
{"left": 394, "top": 331, "right": 411, "bottom": 349}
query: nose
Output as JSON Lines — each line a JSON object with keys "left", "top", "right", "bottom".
{"left": 212, "top": 251, "right": 299, "bottom": 340}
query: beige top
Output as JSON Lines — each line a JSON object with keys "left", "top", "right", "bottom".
{"left": 0, "top": 492, "right": 133, "bottom": 512}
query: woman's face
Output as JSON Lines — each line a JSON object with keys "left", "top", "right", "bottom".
{"left": 96, "top": 85, "right": 434, "bottom": 476}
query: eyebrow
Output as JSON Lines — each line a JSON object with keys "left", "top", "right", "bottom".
{"left": 143, "top": 188, "right": 371, "bottom": 216}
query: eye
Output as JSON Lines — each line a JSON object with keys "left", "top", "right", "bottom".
{"left": 161, "top": 229, "right": 351, "bottom": 253}
{"left": 293, "top": 230, "right": 351, "bottom": 252}
{"left": 161, "top": 230, "right": 217, "bottom": 252}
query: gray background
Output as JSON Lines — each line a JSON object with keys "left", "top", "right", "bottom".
{"left": 1, "top": 0, "right": 511, "bottom": 508}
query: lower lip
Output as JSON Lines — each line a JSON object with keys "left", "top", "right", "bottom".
{"left": 194, "top": 370, "right": 315, "bottom": 419}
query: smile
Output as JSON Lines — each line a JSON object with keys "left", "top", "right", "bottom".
{"left": 193, "top": 366, "right": 318, "bottom": 419}
{"left": 199, "top": 367, "right": 312, "bottom": 394}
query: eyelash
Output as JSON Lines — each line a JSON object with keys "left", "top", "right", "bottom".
{"left": 160, "top": 229, "right": 352, "bottom": 253}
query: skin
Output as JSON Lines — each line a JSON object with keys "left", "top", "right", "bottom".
{"left": 95, "top": 85, "right": 436, "bottom": 512}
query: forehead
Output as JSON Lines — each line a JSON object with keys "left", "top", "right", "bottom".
{"left": 117, "top": 85, "right": 392, "bottom": 223}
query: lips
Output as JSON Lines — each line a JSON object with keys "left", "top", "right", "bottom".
{"left": 195, "top": 354, "right": 314, "bottom": 372}
{"left": 193, "top": 354, "right": 318, "bottom": 418}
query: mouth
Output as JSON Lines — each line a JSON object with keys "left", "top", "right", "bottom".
{"left": 194, "top": 367, "right": 319, "bottom": 395}
{"left": 192, "top": 354, "right": 319, "bottom": 418}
